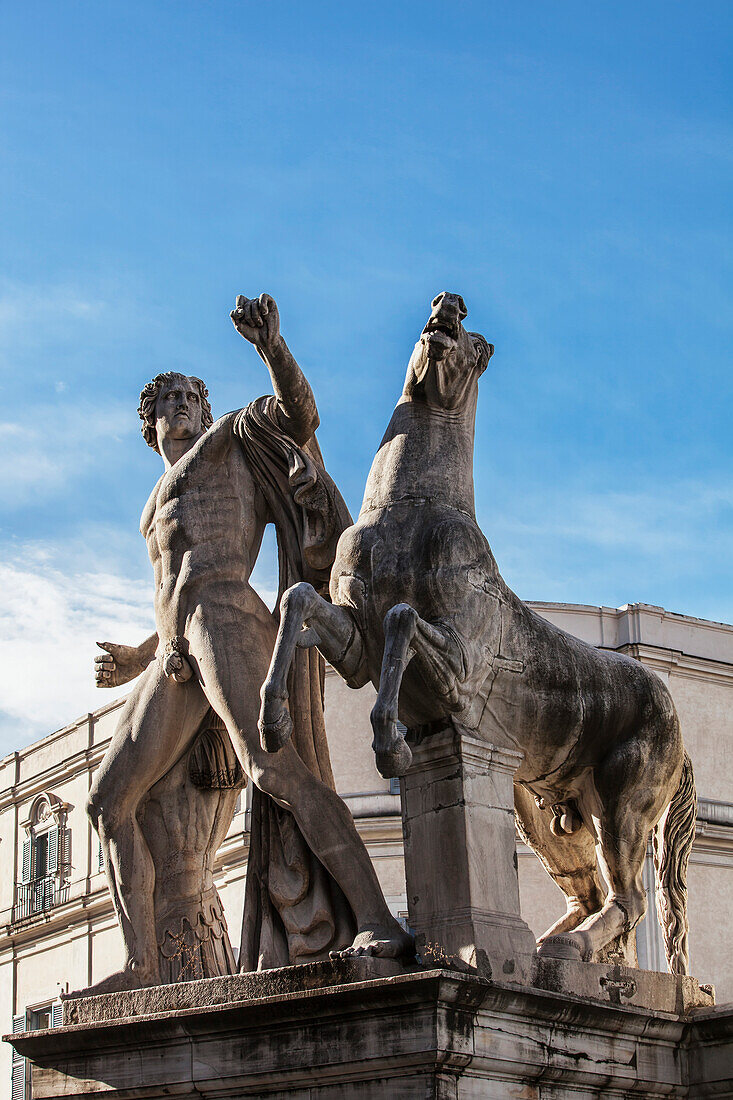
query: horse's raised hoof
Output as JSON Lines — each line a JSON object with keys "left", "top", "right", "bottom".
{"left": 258, "top": 706, "right": 293, "bottom": 753}
{"left": 375, "top": 738, "right": 413, "bottom": 779}
{"left": 537, "top": 933, "right": 587, "bottom": 962}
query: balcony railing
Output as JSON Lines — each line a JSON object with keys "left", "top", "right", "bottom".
{"left": 12, "top": 877, "right": 69, "bottom": 922}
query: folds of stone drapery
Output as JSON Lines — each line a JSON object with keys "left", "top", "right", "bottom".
{"left": 235, "top": 398, "right": 356, "bottom": 969}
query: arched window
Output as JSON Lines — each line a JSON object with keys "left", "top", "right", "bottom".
{"left": 14, "top": 794, "right": 71, "bottom": 921}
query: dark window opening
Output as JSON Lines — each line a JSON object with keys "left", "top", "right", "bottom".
{"left": 34, "top": 834, "right": 49, "bottom": 880}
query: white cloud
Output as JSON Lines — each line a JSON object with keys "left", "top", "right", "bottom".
{"left": 0, "top": 277, "right": 166, "bottom": 506}
{"left": 249, "top": 523, "right": 279, "bottom": 612}
{"left": 483, "top": 478, "right": 733, "bottom": 623}
{"left": 0, "top": 549, "right": 155, "bottom": 753}
{"left": 0, "top": 529, "right": 283, "bottom": 755}
{"left": 493, "top": 481, "right": 733, "bottom": 555}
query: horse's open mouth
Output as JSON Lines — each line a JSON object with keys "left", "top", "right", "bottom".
{"left": 421, "top": 319, "right": 458, "bottom": 349}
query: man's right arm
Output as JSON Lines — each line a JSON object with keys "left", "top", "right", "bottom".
{"left": 231, "top": 294, "right": 319, "bottom": 445}
{"left": 94, "top": 634, "right": 158, "bottom": 688}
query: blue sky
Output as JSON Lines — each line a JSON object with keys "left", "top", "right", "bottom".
{"left": 0, "top": 1, "right": 731, "bottom": 748}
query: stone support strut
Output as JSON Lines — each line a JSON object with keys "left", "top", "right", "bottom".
{"left": 401, "top": 722, "right": 537, "bottom": 981}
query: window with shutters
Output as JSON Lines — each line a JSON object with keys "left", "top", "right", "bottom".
{"left": 13, "top": 793, "right": 71, "bottom": 922}
{"left": 10, "top": 1002, "right": 63, "bottom": 1099}
{"left": 11, "top": 1013, "right": 27, "bottom": 1100}
{"left": 34, "top": 833, "right": 50, "bottom": 879}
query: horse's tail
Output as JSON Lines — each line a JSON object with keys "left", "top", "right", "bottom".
{"left": 652, "top": 751, "right": 696, "bottom": 975}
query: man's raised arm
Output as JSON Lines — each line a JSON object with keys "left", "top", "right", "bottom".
{"left": 231, "top": 293, "right": 319, "bottom": 445}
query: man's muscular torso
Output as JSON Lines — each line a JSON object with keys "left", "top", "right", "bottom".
{"left": 141, "top": 411, "right": 268, "bottom": 644}
{"left": 78, "top": 294, "right": 413, "bottom": 1001}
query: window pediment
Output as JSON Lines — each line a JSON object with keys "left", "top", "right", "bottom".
{"left": 20, "top": 793, "right": 70, "bottom": 836}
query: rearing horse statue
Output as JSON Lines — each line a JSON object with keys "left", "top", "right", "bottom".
{"left": 259, "top": 292, "right": 696, "bottom": 974}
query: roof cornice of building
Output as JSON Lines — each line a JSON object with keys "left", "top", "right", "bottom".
{"left": 0, "top": 741, "right": 109, "bottom": 811}
{"left": 528, "top": 601, "right": 733, "bottom": 667}
{"left": 0, "top": 696, "right": 126, "bottom": 770}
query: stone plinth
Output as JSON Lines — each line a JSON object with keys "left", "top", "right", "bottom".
{"left": 402, "top": 721, "right": 537, "bottom": 981}
{"left": 62, "top": 956, "right": 403, "bottom": 1025}
{"left": 6, "top": 963, "right": 731, "bottom": 1098}
{"left": 531, "top": 955, "right": 715, "bottom": 1015}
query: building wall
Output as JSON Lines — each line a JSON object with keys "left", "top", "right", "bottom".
{"left": 1, "top": 602, "right": 732, "bottom": 1094}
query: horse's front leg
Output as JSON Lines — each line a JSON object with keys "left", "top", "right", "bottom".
{"left": 372, "top": 604, "right": 460, "bottom": 778}
{"left": 370, "top": 604, "right": 417, "bottom": 777}
{"left": 259, "top": 582, "right": 363, "bottom": 752}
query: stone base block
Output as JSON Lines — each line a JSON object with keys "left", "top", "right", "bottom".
{"left": 7, "top": 962, "right": 733, "bottom": 1098}
{"left": 61, "top": 956, "right": 404, "bottom": 1026}
{"left": 402, "top": 727, "right": 538, "bottom": 983}
{"left": 531, "top": 955, "right": 715, "bottom": 1015}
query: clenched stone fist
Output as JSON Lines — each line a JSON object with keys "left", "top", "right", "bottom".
{"left": 231, "top": 293, "right": 280, "bottom": 352}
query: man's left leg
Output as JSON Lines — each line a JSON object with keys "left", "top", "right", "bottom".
{"left": 190, "top": 605, "right": 413, "bottom": 959}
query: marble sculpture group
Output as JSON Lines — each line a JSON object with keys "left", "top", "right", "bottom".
{"left": 80, "top": 291, "right": 695, "bottom": 999}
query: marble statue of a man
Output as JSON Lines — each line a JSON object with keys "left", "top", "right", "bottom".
{"left": 76, "top": 294, "right": 411, "bottom": 997}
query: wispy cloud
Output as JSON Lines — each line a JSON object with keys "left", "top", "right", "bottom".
{"left": 497, "top": 481, "right": 733, "bottom": 552}
{"left": 485, "top": 478, "right": 733, "bottom": 623}
{"left": 637, "top": 116, "right": 733, "bottom": 168}
{"left": 0, "top": 278, "right": 147, "bottom": 506}
{"left": 0, "top": 527, "right": 281, "bottom": 754}
{"left": 0, "top": 400, "right": 138, "bottom": 506}
{"left": 0, "top": 280, "right": 108, "bottom": 350}
{"left": 0, "top": 542, "right": 154, "bottom": 752}
{"left": 249, "top": 523, "right": 278, "bottom": 613}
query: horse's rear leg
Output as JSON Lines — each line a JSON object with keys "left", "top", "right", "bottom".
{"left": 259, "top": 582, "right": 365, "bottom": 752}
{"left": 543, "top": 739, "right": 662, "bottom": 962}
{"left": 514, "top": 784, "right": 605, "bottom": 947}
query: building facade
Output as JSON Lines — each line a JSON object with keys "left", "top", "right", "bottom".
{"left": 1, "top": 602, "right": 732, "bottom": 1097}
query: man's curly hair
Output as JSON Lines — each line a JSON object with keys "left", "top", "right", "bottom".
{"left": 138, "top": 372, "right": 214, "bottom": 453}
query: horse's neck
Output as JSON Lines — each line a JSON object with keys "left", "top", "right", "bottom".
{"left": 360, "top": 396, "right": 478, "bottom": 516}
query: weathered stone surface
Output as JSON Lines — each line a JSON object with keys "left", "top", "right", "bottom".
{"left": 78, "top": 293, "right": 412, "bottom": 999}
{"left": 260, "top": 291, "right": 697, "bottom": 978}
{"left": 8, "top": 969, "right": 732, "bottom": 1098}
{"left": 62, "top": 957, "right": 405, "bottom": 1025}
{"left": 531, "top": 956, "right": 714, "bottom": 1014}
{"left": 686, "top": 1005, "right": 733, "bottom": 1094}
{"left": 402, "top": 723, "right": 536, "bottom": 981}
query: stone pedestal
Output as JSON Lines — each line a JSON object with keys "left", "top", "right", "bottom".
{"left": 402, "top": 721, "right": 537, "bottom": 981}
{"left": 6, "top": 962, "right": 729, "bottom": 1098}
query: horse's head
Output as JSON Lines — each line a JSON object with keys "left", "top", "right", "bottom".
{"left": 404, "top": 292, "right": 494, "bottom": 411}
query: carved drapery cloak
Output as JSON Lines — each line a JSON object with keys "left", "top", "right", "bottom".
{"left": 233, "top": 397, "right": 356, "bottom": 970}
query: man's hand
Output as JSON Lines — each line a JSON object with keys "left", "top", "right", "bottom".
{"left": 95, "top": 642, "right": 147, "bottom": 688}
{"left": 231, "top": 293, "right": 281, "bottom": 352}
